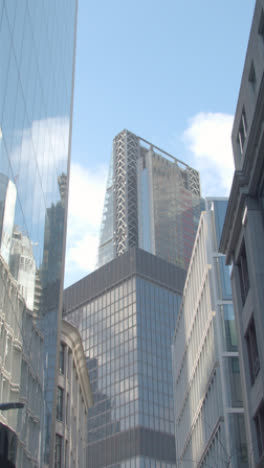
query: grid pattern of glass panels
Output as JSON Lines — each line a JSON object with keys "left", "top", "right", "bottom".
{"left": 150, "top": 154, "right": 202, "bottom": 271}
{"left": 0, "top": 1, "right": 77, "bottom": 465}
{"left": 67, "top": 276, "right": 181, "bottom": 468}
{"left": 85, "top": 278, "right": 137, "bottom": 440}
{"left": 136, "top": 279, "right": 177, "bottom": 435}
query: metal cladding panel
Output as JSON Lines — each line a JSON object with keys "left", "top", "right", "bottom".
{"left": 87, "top": 427, "right": 176, "bottom": 468}
{"left": 64, "top": 247, "right": 185, "bottom": 313}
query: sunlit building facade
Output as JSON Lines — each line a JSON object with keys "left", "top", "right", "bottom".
{"left": 0, "top": 2, "right": 77, "bottom": 466}
{"left": 55, "top": 320, "right": 93, "bottom": 468}
{"left": 64, "top": 248, "right": 186, "bottom": 468}
{"left": 98, "top": 130, "right": 202, "bottom": 271}
{"left": 173, "top": 199, "right": 247, "bottom": 468}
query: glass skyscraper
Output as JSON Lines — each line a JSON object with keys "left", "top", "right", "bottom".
{"left": 64, "top": 248, "right": 186, "bottom": 468}
{"left": 64, "top": 131, "right": 203, "bottom": 468}
{"left": 98, "top": 129, "right": 202, "bottom": 270}
{"left": 0, "top": 2, "right": 77, "bottom": 466}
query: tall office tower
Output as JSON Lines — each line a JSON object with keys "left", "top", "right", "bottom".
{"left": 64, "top": 248, "right": 186, "bottom": 468}
{"left": 0, "top": 2, "right": 77, "bottom": 467}
{"left": 173, "top": 199, "right": 247, "bottom": 468}
{"left": 220, "top": 1, "right": 264, "bottom": 466}
{"left": 98, "top": 130, "right": 202, "bottom": 270}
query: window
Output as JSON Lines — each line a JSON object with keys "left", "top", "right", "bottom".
{"left": 65, "top": 440, "right": 68, "bottom": 468}
{"left": 237, "top": 241, "right": 250, "bottom": 305}
{"left": 55, "top": 434, "right": 63, "bottom": 468}
{"left": 254, "top": 401, "right": 264, "bottom": 459}
{"left": 66, "top": 393, "right": 70, "bottom": 425}
{"left": 245, "top": 317, "right": 260, "bottom": 385}
{"left": 59, "top": 343, "right": 65, "bottom": 375}
{"left": 249, "top": 62, "right": 256, "bottom": 90}
{"left": 56, "top": 387, "right": 64, "bottom": 421}
{"left": 237, "top": 109, "right": 247, "bottom": 154}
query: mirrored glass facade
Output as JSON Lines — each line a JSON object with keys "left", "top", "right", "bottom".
{"left": 0, "top": 2, "right": 77, "bottom": 466}
{"left": 97, "top": 130, "right": 203, "bottom": 271}
{"left": 64, "top": 248, "right": 185, "bottom": 468}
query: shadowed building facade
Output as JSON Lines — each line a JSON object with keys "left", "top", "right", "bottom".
{"left": 220, "top": 1, "right": 264, "bottom": 466}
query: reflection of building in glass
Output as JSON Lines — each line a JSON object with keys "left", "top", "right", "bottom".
{"left": 0, "top": 175, "right": 37, "bottom": 312}
{"left": 0, "top": 2, "right": 77, "bottom": 466}
{"left": 0, "top": 255, "right": 44, "bottom": 467}
{"left": 64, "top": 248, "right": 185, "bottom": 468}
{"left": 10, "top": 228, "right": 37, "bottom": 311}
{"left": 173, "top": 199, "right": 247, "bottom": 468}
{"left": 98, "top": 130, "right": 202, "bottom": 270}
{"left": 220, "top": 2, "right": 264, "bottom": 466}
{"left": 42, "top": 175, "right": 67, "bottom": 287}
{"left": 86, "top": 357, "right": 120, "bottom": 442}
{"left": 55, "top": 320, "right": 93, "bottom": 468}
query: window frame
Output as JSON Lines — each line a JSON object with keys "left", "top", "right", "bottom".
{"left": 245, "top": 316, "right": 260, "bottom": 385}
{"left": 237, "top": 241, "right": 250, "bottom": 305}
{"left": 59, "top": 342, "right": 65, "bottom": 375}
{"left": 254, "top": 400, "right": 264, "bottom": 459}
{"left": 55, "top": 434, "right": 63, "bottom": 468}
{"left": 56, "top": 386, "right": 64, "bottom": 422}
{"left": 237, "top": 109, "right": 247, "bottom": 154}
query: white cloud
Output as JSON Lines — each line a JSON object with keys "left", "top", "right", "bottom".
{"left": 183, "top": 112, "right": 234, "bottom": 196}
{"left": 65, "top": 162, "right": 107, "bottom": 286}
{"left": 66, "top": 233, "right": 99, "bottom": 273}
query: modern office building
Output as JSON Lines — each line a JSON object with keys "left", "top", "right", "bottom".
{"left": 55, "top": 320, "right": 93, "bottom": 468}
{"left": 0, "top": 2, "right": 77, "bottom": 466}
{"left": 98, "top": 130, "right": 202, "bottom": 271}
{"left": 220, "top": 1, "right": 264, "bottom": 466}
{"left": 173, "top": 199, "right": 247, "bottom": 468}
{"left": 64, "top": 247, "right": 186, "bottom": 468}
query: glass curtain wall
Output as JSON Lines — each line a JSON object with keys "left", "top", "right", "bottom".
{"left": 0, "top": 2, "right": 77, "bottom": 466}
{"left": 66, "top": 276, "right": 181, "bottom": 468}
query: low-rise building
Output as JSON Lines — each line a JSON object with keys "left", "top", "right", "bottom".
{"left": 55, "top": 320, "right": 93, "bottom": 468}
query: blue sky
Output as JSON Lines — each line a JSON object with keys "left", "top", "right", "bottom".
{"left": 65, "top": 0, "right": 255, "bottom": 287}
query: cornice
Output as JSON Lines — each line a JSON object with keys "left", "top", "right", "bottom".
{"left": 219, "top": 171, "right": 247, "bottom": 262}
{"left": 61, "top": 320, "right": 93, "bottom": 409}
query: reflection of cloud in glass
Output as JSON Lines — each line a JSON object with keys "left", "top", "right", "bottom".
{"left": 0, "top": 176, "right": 17, "bottom": 265}
{"left": 10, "top": 116, "right": 69, "bottom": 203}
{"left": 6, "top": 116, "right": 70, "bottom": 276}
{"left": 65, "top": 163, "right": 107, "bottom": 286}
